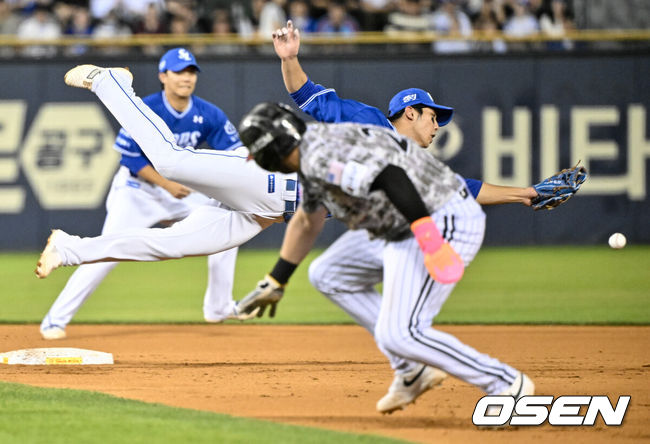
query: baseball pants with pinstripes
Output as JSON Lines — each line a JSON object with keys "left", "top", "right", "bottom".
{"left": 311, "top": 187, "right": 519, "bottom": 395}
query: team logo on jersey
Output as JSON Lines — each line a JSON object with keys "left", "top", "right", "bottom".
{"left": 174, "top": 131, "right": 201, "bottom": 148}
{"left": 224, "top": 121, "right": 237, "bottom": 135}
{"left": 193, "top": 115, "right": 204, "bottom": 124}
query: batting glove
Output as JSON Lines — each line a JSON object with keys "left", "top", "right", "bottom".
{"left": 237, "top": 274, "right": 285, "bottom": 318}
{"left": 411, "top": 217, "right": 464, "bottom": 284}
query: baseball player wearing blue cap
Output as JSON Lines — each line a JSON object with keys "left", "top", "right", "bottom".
{"left": 158, "top": 47, "right": 201, "bottom": 73}
{"left": 237, "top": 21, "right": 539, "bottom": 414}
{"left": 387, "top": 87, "right": 454, "bottom": 126}
{"left": 40, "top": 48, "right": 248, "bottom": 339}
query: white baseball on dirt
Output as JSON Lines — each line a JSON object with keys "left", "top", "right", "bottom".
{"left": 608, "top": 232, "right": 627, "bottom": 249}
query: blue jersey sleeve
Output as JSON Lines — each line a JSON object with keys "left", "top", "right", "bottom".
{"left": 290, "top": 79, "right": 391, "bottom": 128}
{"left": 201, "top": 102, "right": 243, "bottom": 151}
{"left": 113, "top": 128, "right": 151, "bottom": 176}
{"left": 464, "top": 178, "right": 483, "bottom": 198}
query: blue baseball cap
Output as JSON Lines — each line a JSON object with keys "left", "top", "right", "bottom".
{"left": 388, "top": 88, "right": 454, "bottom": 126}
{"left": 158, "top": 48, "right": 201, "bottom": 73}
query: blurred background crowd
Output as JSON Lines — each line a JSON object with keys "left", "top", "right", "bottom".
{"left": 0, "top": 0, "right": 648, "bottom": 57}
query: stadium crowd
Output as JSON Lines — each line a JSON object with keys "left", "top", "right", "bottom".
{"left": 0, "top": 0, "right": 645, "bottom": 57}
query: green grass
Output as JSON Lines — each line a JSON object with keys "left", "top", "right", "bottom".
{"left": 441, "top": 246, "right": 650, "bottom": 324}
{"left": 3, "top": 246, "right": 649, "bottom": 324}
{"left": 0, "top": 381, "right": 408, "bottom": 444}
{"left": 2, "top": 249, "right": 349, "bottom": 324}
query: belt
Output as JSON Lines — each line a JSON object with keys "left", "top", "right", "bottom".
{"left": 283, "top": 179, "right": 299, "bottom": 222}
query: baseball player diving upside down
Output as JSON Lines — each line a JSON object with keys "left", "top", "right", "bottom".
{"left": 36, "top": 66, "right": 298, "bottom": 284}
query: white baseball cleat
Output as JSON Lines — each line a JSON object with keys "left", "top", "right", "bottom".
{"left": 499, "top": 372, "right": 535, "bottom": 397}
{"left": 35, "top": 229, "right": 65, "bottom": 279}
{"left": 376, "top": 365, "right": 447, "bottom": 414}
{"left": 64, "top": 64, "right": 132, "bottom": 90}
{"left": 40, "top": 326, "right": 67, "bottom": 340}
{"left": 486, "top": 372, "right": 535, "bottom": 416}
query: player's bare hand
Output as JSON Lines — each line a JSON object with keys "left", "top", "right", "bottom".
{"left": 272, "top": 20, "right": 300, "bottom": 60}
{"left": 521, "top": 186, "right": 538, "bottom": 207}
{"left": 163, "top": 180, "right": 192, "bottom": 199}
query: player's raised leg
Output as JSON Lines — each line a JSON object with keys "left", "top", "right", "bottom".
{"left": 64, "top": 65, "right": 291, "bottom": 218}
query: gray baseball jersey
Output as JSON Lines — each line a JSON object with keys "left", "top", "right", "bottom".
{"left": 299, "top": 122, "right": 463, "bottom": 240}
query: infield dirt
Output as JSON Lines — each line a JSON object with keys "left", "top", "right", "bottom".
{"left": 0, "top": 325, "right": 648, "bottom": 444}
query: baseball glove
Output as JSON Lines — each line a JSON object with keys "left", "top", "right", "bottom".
{"left": 236, "top": 274, "right": 285, "bottom": 318}
{"left": 531, "top": 163, "right": 588, "bottom": 210}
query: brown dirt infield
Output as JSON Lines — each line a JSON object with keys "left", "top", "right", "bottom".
{"left": 0, "top": 324, "right": 648, "bottom": 443}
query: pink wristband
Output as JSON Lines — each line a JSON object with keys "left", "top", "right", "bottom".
{"left": 410, "top": 216, "right": 444, "bottom": 254}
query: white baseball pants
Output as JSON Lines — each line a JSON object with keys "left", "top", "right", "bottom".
{"left": 308, "top": 229, "right": 417, "bottom": 372}
{"left": 52, "top": 200, "right": 262, "bottom": 265}
{"left": 313, "top": 190, "right": 519, "bottom": 395}
{"left": 40, "top": 167, "right": 239, "bottom": 331}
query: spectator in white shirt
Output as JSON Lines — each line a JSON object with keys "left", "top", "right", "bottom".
{"left": 90, "top": 0, "right": 165, "bottom": 22}
{"left": 430, "top": 0, "right": 473, "bottom": 53}
{"left": 503, "top": 0, "right": 539, "bottom": 37}
{"left": 16, "top": 4, "right": 62, "bottom": 58}
{"left": 385, "top": 0, "right": 430, "bottom": 33}
{"left": 259, "top": 0, "right": 287, "bottom": 38}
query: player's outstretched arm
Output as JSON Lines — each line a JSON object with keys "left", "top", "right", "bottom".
{"left": 475, "top": 182, "right": 538, "bottom": 207}
{"left": 272, "top": 20, "right": 308, "bottom": 93}
{"left": 236, "top": 206, "right": 328, "bottom": 318}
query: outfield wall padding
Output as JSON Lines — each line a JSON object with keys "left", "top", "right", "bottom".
{"left": 0, "top": 51, "right": 647, "bottom": 249}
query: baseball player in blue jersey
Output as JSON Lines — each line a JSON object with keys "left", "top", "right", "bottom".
{"left": 237, "top": 102, "right": 535, "bottom": 418}
{"left": 40, "top": 48, "right": 250, "bottom": 340}
{"left": 237, "top": 21, "right": 540, "bottom": 414}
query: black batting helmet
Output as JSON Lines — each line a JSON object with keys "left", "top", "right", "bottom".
{"left": 239, "top": 102, "right": 306, "bottom": 173}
